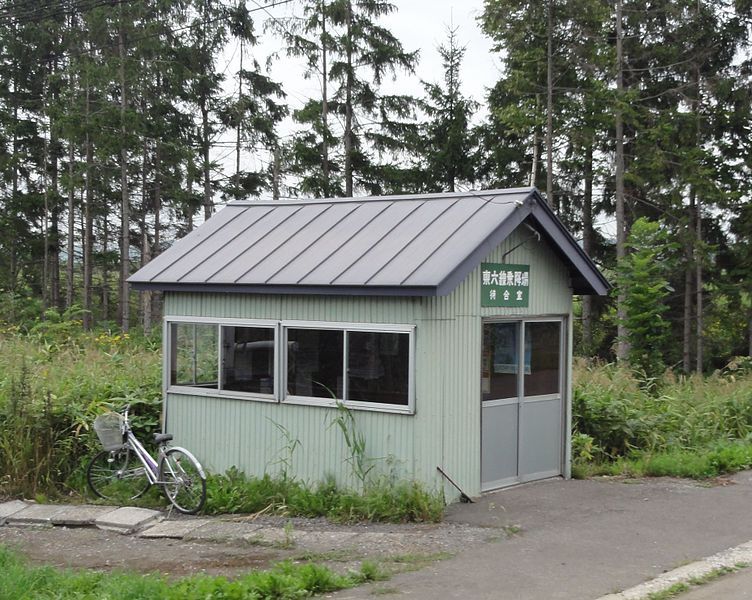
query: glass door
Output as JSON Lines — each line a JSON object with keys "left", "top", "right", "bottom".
{"left": 481, "top": 321, "right": 521, "bottom": 490}
{"left": 481, "top": 319, "right": 564, "bottom": 491}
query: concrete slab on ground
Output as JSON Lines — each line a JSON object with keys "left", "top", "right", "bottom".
{"left": 6, "top": 503, "right": 66, "bottom": 525}
{"left": 94, "top": 506, "right": 162, "bottom": 534}
{"left": 0, "top": 500, "right": 28, "bottom": 525}
{"left": 138, "top": 518, "right": 212, "bottom": 539}
{"left": 184, "top": 520, "right": 262, "bottom": 543}
{"left": 50, "top": 505, "right": 118, "bottom": 527}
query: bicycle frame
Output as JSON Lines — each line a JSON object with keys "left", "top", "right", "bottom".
{"left": 124, "top": 430, "right": 160, "bottom": 485}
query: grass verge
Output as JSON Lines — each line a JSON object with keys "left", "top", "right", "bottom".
{"left": 645, "top": 564, "right": 748, "bottom": 599}
{"left": 572, "top": 441, "right": 752, "bottom": 480}
{"left": 0, "top": 544, "right": 382, "bottom": 600}
{"left": 205, "top": 469, "right": 445, "bottom": 523}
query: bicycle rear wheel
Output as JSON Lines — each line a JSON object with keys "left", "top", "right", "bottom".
{"left": 87, "top": 448, "right": 151, "bottom": 502}
{"left": 158, "top": 447, "right": 206, "bottom": 514}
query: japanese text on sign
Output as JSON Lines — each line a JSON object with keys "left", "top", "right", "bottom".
{"left": 481, "top": 263, "right": 530, "bottom": 307}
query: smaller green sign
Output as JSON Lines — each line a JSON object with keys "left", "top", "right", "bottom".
{"left": 481, "top": 263, "right": 530, "bottom": 307}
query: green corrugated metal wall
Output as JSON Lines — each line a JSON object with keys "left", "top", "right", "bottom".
{"left": 163, "top": 226, "right": 572, "bottom": 497}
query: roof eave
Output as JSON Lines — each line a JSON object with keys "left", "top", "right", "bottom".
{"left": 528, "top": 191, "right": 611, "bottom": 296}
{"left": 128, "top": 281, "right": 439, "bottom": 297}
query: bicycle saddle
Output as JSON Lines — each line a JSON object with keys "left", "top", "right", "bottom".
{"left": 153, "top": 433, "right": 174, "bottom": 444}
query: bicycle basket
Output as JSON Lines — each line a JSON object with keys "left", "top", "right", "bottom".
{"left": 93, "top": 412, "right": 125, "bottom": 451}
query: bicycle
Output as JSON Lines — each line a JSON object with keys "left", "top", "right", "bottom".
{"left": 87, "top": 405, "right": 207, "bottom": 514}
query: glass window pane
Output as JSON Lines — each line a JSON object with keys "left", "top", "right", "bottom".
{"left": 482, "top": 322, "right": 519, "bottom": 401}
{"left": 170, "top": 323, "right": 218, "bottom": 388}
{"left": 524, "top": 322, "right": 561, "bottom": 397}
{"left": 221, "top": 326, "right": 275, "bottom": 395}
{"left": 347, "top": 332, "right": 409, "bottom": 406}
{"left": 287, "top": 329, "right": 343, "bottom": 399}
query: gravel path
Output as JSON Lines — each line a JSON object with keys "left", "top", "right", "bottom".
{"left": 0, "top": 509, "right": 503, "bottom": 579}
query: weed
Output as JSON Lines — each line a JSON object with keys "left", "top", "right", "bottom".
{"left": 329, "top": 401, "right": 375, "bottom": 486}
{"left": 281, "top": 521, "right": 296, "bottom": 549}
{"left": 355, "top": 560, "right": 388, "bottom": 582}
{"left": 267, "top": 419, "right": 301, "bottom": 480}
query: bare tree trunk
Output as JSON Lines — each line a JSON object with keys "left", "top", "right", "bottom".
{"left": 235, "top": 37, "right": 243, "bottom": 180}
{"left": 614, "top": 0, "right": 629, "bottom": 362}
{"left": 119, "top": 0, "right": 130, "bottom": 333}
{"left": 8, "top": 21, "right": 18, "bottom": 320}
{"left": 321, "top": 0, "right": 330, "bottom": 197}
{"left": 343, "top": 0, "right": 354, "bottom": 197}
{"left": 103, "top": 217, "right": 110, "bottom": 323}
{"left": 545, "top": 0, "right": 554, "bottom": 210}
{"left": 140, "top": 138, "right": 151, "bottom": 333}
{"left": 49, "top": 61, "right": 61, "bottom": 310}
{"left": 152, "top": 141, "right": 161, "bottom": 326}
{"left": 693, "top": 66, "right": 703, "bottom": 374}
{"left": 682, "top": 237, "right": 693, "bottom": 373}
{"left": 43, "top": 110, "right": 50, "bottom": 313}
{"left": 66, "top": 139, "right": 75, "bottom": 309}
{"left": 9, "top": 97, "right": 18, "bottom": 319}
{"left": 202, "top": 107, "right": 212, "bottom": 218}
{"left": 186, "top": 159, "right": 194, "bottom": 233}
{"left": 695, "top": 201, "right": 703, "bottom": 373}
{"left": 530, "top": 94, "right": 540, "bottom": 187}
{"left": 272, "top": 146, "right": 281, "bottom": 200}
{"left": 581, "top": 140, "right": 594, "bottom": 353}
{"left": 83, "top": 81, "right": 93, "bottom": 330}
{"left": 201, "top": 0, "right": 212, "bottom": 219}
{"left": 65, "top": 17, "right": 76, "bottom": 311}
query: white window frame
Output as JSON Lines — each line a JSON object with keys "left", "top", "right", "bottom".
{"left": 282, "top": 320, "right": 416, "bottom": 415}
{"left": 163, "top": 316, "right": 416, "bottom": 415}
{"left": 165, "top": 316, "right": 280, "bottom": 404}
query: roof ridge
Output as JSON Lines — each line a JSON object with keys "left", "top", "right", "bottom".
{"left": 226, "top": 187, "right": 535, "bottom": 207}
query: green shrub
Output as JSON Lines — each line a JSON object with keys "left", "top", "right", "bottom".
{"left": 205, "top": 469, "right": 444, "bottom": 523}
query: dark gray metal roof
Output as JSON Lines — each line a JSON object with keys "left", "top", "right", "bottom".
{"left": 129, "top": 188, "right": 610, "bottom": 297}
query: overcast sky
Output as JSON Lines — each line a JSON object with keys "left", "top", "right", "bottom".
{"left": 214, "top": 0, "right": 501, "bottom": 201}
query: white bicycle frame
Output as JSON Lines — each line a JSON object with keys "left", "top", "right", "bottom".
{"left": 124, "top": 429, "right": 161, "bottom": 484}
{"left": 119, "top": 410, "right": 206, "bottom": 486}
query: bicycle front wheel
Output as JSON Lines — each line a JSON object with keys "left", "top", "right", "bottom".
{"left": 158, "top": 447, "right": 207, "bottom": 514}
{"left": 87, "top": 448, "right": 151, "bottom": 502}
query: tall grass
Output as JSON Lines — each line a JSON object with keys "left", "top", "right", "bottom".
{"left": 0, "top": 320, "right": 162, "bottom": 498}
{"left": 572, "top": 358, "right": 752, "bottom": 478}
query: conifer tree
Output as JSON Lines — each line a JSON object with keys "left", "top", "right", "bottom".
{"left": 418, "top": 26, "right": 477, "bottom": 192}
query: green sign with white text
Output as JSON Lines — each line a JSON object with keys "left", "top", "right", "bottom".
{"left": 481, "top": 263, "right": 529, "bottom": 307}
